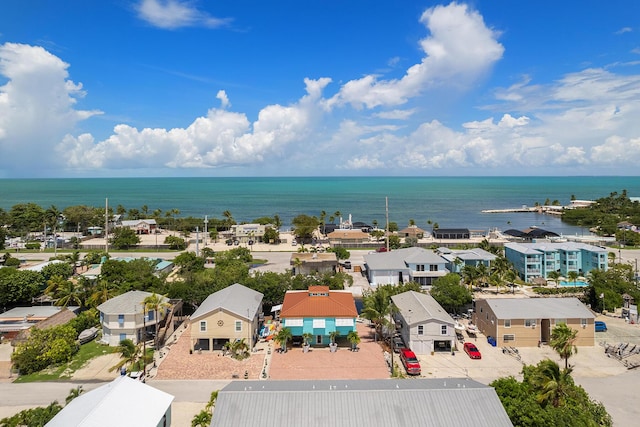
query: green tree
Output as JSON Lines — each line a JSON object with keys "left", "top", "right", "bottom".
{"left": 430, "top": 273, "right": 472, "bottom": 313}
{"left": 11, "top": 324, "right": 78, "bottom": 374}
{"left": 191, "top": 390, "right": 218, "bottom": 427}
{"left": 549, "top": 323, "right": 578, "bottom": 369}
{"left": 291, "top": 214, "right": 320, "bottom": 243}
{"left": 326, "top": 246, "right": 350, "bottom": 260}
{"left": 109, "top": 227, "right": 141, "bottom": 249}
{"left": 274, "top": 327, "right": 292, "bottom": 352}
{"left": 174, "top": 251, "right": 206, "bottom": 273}
{"left": 0, "top": 268, "right": 43, "bottom": 306}
{"left": 41, "top": 262, "right": 74, "bottom": 281}
{"left": 164, "top": 235, "right": 187, "bottom": 250}
{"left": 143, "top": 293, "right": 171, "bottom": 350}
{"left": 110, "top": 339, "right": 141, "bottom": 373}
{"left": 347, "top": 330, "right": 361, "bottom": 351}
{"left": 529, "top": 359, "right": 574, "bottom": 408}
{"left": 8, "top": 203, "right": 46, "bottom": 235}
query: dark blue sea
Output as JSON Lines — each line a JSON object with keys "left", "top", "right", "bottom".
{"left": 1, "top": 176, "right": 639, "bottom": 236}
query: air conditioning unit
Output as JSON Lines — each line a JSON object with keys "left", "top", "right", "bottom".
{"left": 532, "top": 324, "right": 536, "bottom": 329}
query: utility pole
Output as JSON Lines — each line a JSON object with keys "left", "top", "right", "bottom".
{"left": 204, "top": 215, "right": 208, "bottom": 247}
{"left": 195, "top": 226, "right": 200, "bottom": 257}
{"left": 105, "top": 198, "right": 109, "bottom": 254}
{"left": 385, "top": 197, "right": 390, "bottom": 253}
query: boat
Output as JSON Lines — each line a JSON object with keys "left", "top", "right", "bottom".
{"left": 466, "top": 322, "right": 479, "bottom": 336}
{"left": 78, "top": 326, "right": 99, "bottom": 344}
{"left": 454, "top": 321, "right": 466, "bottom": 334}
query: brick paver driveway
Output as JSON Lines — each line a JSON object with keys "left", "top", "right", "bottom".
{"left": 268, "top": 323, "right": 390, "bottom": 380}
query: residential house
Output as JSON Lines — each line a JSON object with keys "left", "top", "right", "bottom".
{"left": 363, "top": 247, "right": 448, "bottom": 288}
{"left": 473, "top": 297, "right": 595, "bottom": 347}
{"left": 119, "top": 219, "right": 157, "bottom": 234}
{"left": 437, "top": 247, "right": 496, "bottom": 274}
{"left": 398, "top": 225, "right": 426, "bottom": 239}
{"left": 391, "top": 291, "right": 456, "bottom": 354}
{"left": 433, "top": 228, "right": 470, "bottom": 239}
{"left": 46, "top": 375, "right": 174, "bottom": 427}
{"left": 280, "top": 286, "right": 357, "bottom": 346}
{"left": 210, "top": 379, "right": 512, "bottom": 427}
{"left": 504, "top": 241, "right": 608, "bottom": 282}
{"left": 2, "top": 306, "right": 78, "bottom": 342}
{"left": 97, "top": 290, "right": 170, "bottom": 346}
{"left": 190, "top": 283, "right": 264, "bottom": 351}
{"left": 290, "top": 252, "right": 338, "bottom": 275}
{"left": 326, "top": 229, "right": 370, "bottom": 245}
{"left": 229, "top": 223, "right": 267, "bottom": 243}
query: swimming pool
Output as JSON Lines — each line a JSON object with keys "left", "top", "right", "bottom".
{"left": 559, "top": 280, "right": 588, "bottom": 287}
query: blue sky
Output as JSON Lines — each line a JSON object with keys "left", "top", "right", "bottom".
{"left": 1, "top": 1, "right": 639, "bottom": 178}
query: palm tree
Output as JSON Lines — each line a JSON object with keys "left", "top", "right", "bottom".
{"left": 222, "top": 210, "right": 234, "bottom": 230}
{"left": 88, "top": 279, "right": 118, "bottom": 307}
{"left": 547, "top": 270, "right": 561, "bottom": 286}
{"left": 550, "top": 323, "right": 578, "bottom": 369}
{"left": 461, "top": 264, "right": 481, "bottom": 291}
{"left": 110, "top": 339, "right": 141, "bottom": 373}
{"left": 302, "top": 332, "right": 313, "bottom": 347}
{"left": 567, "top": 270, "right": 579, "bottom": 286}
{"left": 143, "top": 293, "right": 171, "bottom": 350}
{"left": 530, "top": 359, "right": 574, "bottom": 408}
{"left": 347, "top": 330, "right": 361, "bottom": 351}
{"left": 361, "top": 286, "right": 396, "bottom": 337}
{"left": 274, "top": 327, "right": 292, "bottom": 352}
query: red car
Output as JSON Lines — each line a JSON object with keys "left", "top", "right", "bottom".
{"left": 399, "top": 348, "right": 421, "bottom": 375}
{"left": 463, "top": 342, "right": 482, "bottom": 359}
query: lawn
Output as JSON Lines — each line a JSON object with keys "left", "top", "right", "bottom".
{"left": 13, "top": 341, "right": 117, "bottom": 383}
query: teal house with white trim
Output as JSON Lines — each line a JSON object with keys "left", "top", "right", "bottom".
{"left": 279, "top": 286, "right": 358, "bottom": 346}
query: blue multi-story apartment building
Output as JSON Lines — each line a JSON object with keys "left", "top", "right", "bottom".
{"left": 504, "top": 242, "right": 608, "bottom": 282}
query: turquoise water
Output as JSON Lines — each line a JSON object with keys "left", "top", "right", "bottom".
{"left": 0, "top": 176, "right": 638, "bottom": 232}
{"left": 559, "top": 280, "right": 589, "bottom": 287}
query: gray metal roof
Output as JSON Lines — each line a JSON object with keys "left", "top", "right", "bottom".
{"left": 392, "top": 291, "right": 455, "bottom": 325}
{"left": 438, "top": 247, "right": 497, "bottom": 263}
{"left": 211, "top": 379, "right": 512, "bottom": 427}
{"left": 483, "top": 297, "right": 595, "bottom": 319}
{"left": 97, "top": 290, "right": 168, "bottom": 315}
{"left": 191, "top": 283, "right": 263, "bottom": 321}
{"left": 505, "top": 241, "right": 608, "bottom": 254}
{"left": 46, "top": 376, "right": 173, "bottom": 426}
{"left": 364, "top": 247, "right": 447, "bottom": 271}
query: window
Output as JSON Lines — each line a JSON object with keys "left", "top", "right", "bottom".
{"left": 429, "top": 265, "right": 438, "bottom": 271}
{"left": 285, "top": 318, "right": 303, "bottom": 327}
{"left": 312, "top": 319, "right": 326, "bottom": 328}
{"left": 119, "top": 333, "right": 126, "bottom": 342}
{"left": 235, "top": 321, "right": 242, "bottom": 332}
{"left": 118, "top": 314, "right": 124, "bottom": 325}
{"left": 417, "top": 325, "right": 424, "bottom": 335}
{"left": 147, "top": 310, "right": 154, "bottom": 321}
{"left": 503, "top": 334, "right": 515, "bottom": 342}
{"left": 525, "top": 319, "right": 536, "bottom": 328}
{"left": 581, "top": 318, "right": 588, "bottom": 327}
{"left": 335, "top": 318, "right": 354, "bottom": 327}
{"left": 416, "top": 264, "right": 425, "bottom": 271}
{"left": 200, "top": 321, "right": 206, "bottom": 332}
{"left": 504, "top": 319, "right": 511, "bottom": 328}
{"left": 441, "top": 325, "right": 447, "bottom": 335}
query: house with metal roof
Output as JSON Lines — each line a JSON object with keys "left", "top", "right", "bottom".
{"left": 433, "top": 228, "right": 470, "bottom": 239}
{"left": 119, "top": 218, "right": 157, "bottom": 234}
{"left": 97, "top": 290, "right": 170, "bottom": 346}
{"left": 504, "top": 241, "right": 608, "bottom": 282}
{"left": 46, "top": 375, "right": 174, "bottom": 427}
{"left": 1, "top": 306, "right": 79, "bottom": 341}
{"left": 210, "top": 379, "right": 512, "bottom": 427}
{"left": 289, "top": 252, "right": 338, "bottom": 275}
{"left": 280, "top": 286, "right": 357, "bottom": 346}
{"left": 473, "top": 297, "right": 595, "bottom": 347}
{"left": 363, "top": 247, "right": 448, "bottom": 288}
{"left": 190, "top": 283, "right": 264, "bottom": 351}
{"left": 392, "top": 291, "right": 456, "bottom": 354}
{"left": 437, "top": 247, "right": 497, "bottom": 274}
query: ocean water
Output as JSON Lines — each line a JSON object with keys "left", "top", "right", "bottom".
{"left": 0, "top": 176, "right": 639, "bottom": 235}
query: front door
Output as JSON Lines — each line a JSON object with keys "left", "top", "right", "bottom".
{"left": 316, "top": 335, "right": 323, "bottom": 345}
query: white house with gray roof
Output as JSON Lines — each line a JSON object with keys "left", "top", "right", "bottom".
{"left": 46, "top": 375, "right": 174, "bottom": 427}
{"left": 210, "top": 379, "right": 512, "bottom": 427}
{"left": 392, "top": 291, "right": 457, "bottom": 354}
{"left": 437, "top": 247, "right": 497, "bottom": 274}
{"left": 473, "top": 297, "right": 595, "bottom": 347}
{"left": 364, "top": 247, "right": 448, "bottom": 288}
{"left": 97, "top": 290, "right": 170, "bottom": 346}
{"left": 190, "top": 283, "right": 263, "bottom": 351}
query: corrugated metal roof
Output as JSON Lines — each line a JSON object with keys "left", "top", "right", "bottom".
{"left": 364, "top": 247, "right": 447, "bottom": 271}
{"left": 392, "top": 291, "right": 454, "bottom": 325}
{"left": 211, "top": 379, "right": 512, "bottom": 427}
{"left": 191, "top": 283, "right": 263, "bottom": 321}
{"left": 97, "top": 290, "right": 168, "bottom": 315}
{"left": 46, "top": 376, "right": 173, "bottom": 426}
{"left": 483, "top": 297, "right": 595, "bottom": 319}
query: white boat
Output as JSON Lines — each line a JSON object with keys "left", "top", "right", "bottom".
{"left": 454, "top": 321, "right": 466, "bottom": 334}
{"left": 466, "top": 323, "right": 479, "bottom": 336}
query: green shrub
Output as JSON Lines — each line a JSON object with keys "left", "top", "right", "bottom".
{"left": 25, "top": 242, "right": 42, "bottom": 250}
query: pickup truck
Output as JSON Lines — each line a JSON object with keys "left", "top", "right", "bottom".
{"left": 399, "top": 348, "right": 421, "bottom": 375}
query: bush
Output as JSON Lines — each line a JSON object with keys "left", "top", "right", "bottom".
{"left": 25, "top": 242, "right": 42, "bottom": 250}
{"left": 11, "top": 324, "right": 79, "bottom": 375}
{"left": 3, "top": 257, "right": 20, "bottom": 268}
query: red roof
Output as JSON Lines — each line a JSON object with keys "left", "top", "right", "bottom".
{"left": 280, "top": 287, "right": 357, "bottom": 318}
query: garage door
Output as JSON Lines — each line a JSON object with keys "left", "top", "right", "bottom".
{"left": 411, "top": 339, "right": 431, "bottom": 355}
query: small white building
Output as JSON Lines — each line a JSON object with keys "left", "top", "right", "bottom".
{"left": 46, "top": 376, "right": 174, "bottom": 427}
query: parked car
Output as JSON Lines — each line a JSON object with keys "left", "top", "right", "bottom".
{"left": 392, "top": 336, "right": 405, "bottom": 353}
{"left": 463, "top": 342, "right": 482, "bottom": 359}
{"left": 376, "top": 247, "right": 388, "bottom": 252}
{"left": 399, "top": 348, "right": 421, "bottom": 375}
{"left": 344, "top": 261, "right": 352, "bottom": 269}
{"left": 595, "top": 321, "right": 608, "bottom": 332}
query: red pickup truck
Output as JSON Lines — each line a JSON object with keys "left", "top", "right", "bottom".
{"left": 399, "top": 348, "right": 421, "bottom": 375}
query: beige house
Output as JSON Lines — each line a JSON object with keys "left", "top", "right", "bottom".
{"left": 190, "top": 283, "right": 264, "bottom": 351}
{"left": 290, "top": 252, "right": 338, "bottom": 275}
{"left": 327, "top": 229, "right": 370, "bottom": 245}
{"left": 473, "top": 297, "right": 595, "bottom": 348}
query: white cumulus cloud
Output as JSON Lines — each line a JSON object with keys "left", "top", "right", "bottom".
{"left": 136, "top": 0, "right": 231, "bottom": 30}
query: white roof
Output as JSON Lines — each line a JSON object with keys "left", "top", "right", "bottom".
{"left": 23, "top": 259, "right": 65, "bottom": 272}
{"left": 46, "top": 376, "right": 173, "bottom": 427}
{"left": 392, "top": 291, "right": 455, "bottom": 325}
{"left": 97, "top": 290, "right": 168, "bottom": 315}
{"left": 483, "top": 297, "right": 595, "bottom": 320}
{"left": 191, "top": 283, "right": 263, "bottom": 321}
